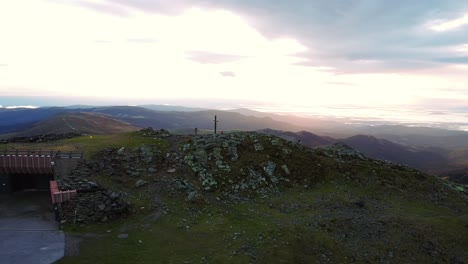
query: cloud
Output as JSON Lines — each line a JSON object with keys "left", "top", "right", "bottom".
{"left": 327, "top": 81, "right": 354, "bottom": 86}
{"left": 219, "top": 71, "right": 236, "bottom": 77}
{"left": 434, "top": 56, "right": 468, "bottom": 64}
{"left": 186, "top": 51, "right": 248, "bottom": 64}
{"left": 1, "top": 0, "right": 467, "bottom": 110}
{"left": 0, "top": 105, "right": 38, "bottom": 109}
{"left": 57, "top": 0, "right": 131, "bottom": 16}
{"left": 211, "top": 1, "right": 468, "bottom": 72}
{"left": 79, "top": 0, "right": 468, "bottom": 73}
{"left": 127, "top": 38, "right": 158, "bottom": 44}
{"left": 430, "top": 13, "right": 468, "bottom": 31}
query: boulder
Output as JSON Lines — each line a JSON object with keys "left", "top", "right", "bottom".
{"left": 135, "top": 179, "right": 148, "bottom": 188}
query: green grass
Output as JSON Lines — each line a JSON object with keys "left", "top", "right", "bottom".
{"left": 0, "top": 132, "right": 169, "bottom": 159}
{"left": 57, "top": 180, "right": 468, "bottom": 264}
{"left": 7, "top": 131, "right": 463, "bottom": 263}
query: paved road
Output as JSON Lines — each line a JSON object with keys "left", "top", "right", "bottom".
{"left": 0, "top": 191, "right": 64, "bottom": 264}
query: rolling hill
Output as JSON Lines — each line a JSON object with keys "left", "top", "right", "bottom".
{"left": 88, "top": 106, "right": 302, "bottom": 132}
{"left": 260, "top": 129, "right": 451, "bottom": 173}
{"left": 0, "top": 106, "right": 304, "bottom": 135}
{"left": 259, "top": 128, "right": 336, "bottom": 148}
{"left": 9, "top": 112, "right": 140, "bottom": 136}
{"left": 341, "top": 135, "right": 449, "bottom": 171}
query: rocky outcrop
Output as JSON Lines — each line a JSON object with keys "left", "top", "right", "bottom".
{"left": 87, "top": 145, "right": 164, "bottom": 178}
{"left": 316, "top": 142, "right": 368, "bottom": 161}
{"left": 138, "top": 127, "right": 170, "bottom": 138}
{"left": 57, "top": 172, "right": 129, "bottom": 224}
{"left": 181, "top": 133, "right": 295, "bottom": 199}
{"left": 59, "top": 189, "right": 129, "bottom": 224}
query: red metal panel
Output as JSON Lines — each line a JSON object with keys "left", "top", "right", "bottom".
{"left": 19, "top": 156, "right": 24, "bottom": 174}
{"left": 33, "top": 156, "right": 38, "bottom": 175}
{"left": 42, "top": 156, "right": 46, "bottom": 174}
{"left": 0, "top": 156, "right": 5, "bottom": 174}
{"left": 7, "top": 155, "right": 12, "bottom": 174}
{"left": 25, "top": 156, "right": 31, "bottom": 174}
{"left": 46, "top": 156, "right": 53, "bottom": 174}
{"left": 10, "top": 156, "right": 15, "bottom": 174}
{"left": 36, "top": 156, "right": 40, "bottom": 174}
{"left": 15, "top": 156, "right": 20, "bottom": 174}
{"left": 6, "top": 156, "right": 10, "bottom": 174}
{"left": 5, "top": 156, "right": 10, "bottom": 174}
{"left": 10, "top": 156, "right": 14, "bottom": 174}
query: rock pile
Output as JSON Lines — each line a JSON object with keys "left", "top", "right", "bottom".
{"left": 57, "top": 165, "right": 130, "bottom": 224}
{"left": 60, "top": 189, "right": 129, "bottom": 224}
{"left": 138, "top": 127, "right": 170, "bottom": 138}
{"left": 181, "top": 133, "right": 294, "bottom": 198}
{"left": 316, "top": 142, "right": 368, "bottom": 162}
{"left": 87, "top": 145, "right": 163, "bottom": 178}
{"left": 56, "top": 175, "right": 100, "bottom": 192}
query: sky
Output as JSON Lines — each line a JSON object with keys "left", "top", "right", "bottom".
{"left": 0, "top": 0, "right": 467, "bottom": 113}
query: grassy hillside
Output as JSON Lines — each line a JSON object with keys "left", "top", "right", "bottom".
{"left": 5, "top": 130, "right": 465, "bottom": 263}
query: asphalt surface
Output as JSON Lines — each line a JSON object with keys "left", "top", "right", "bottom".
{"left": 0, "top": 191, "right": 64, "bottom": 264}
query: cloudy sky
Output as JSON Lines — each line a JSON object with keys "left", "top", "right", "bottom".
{"left": 0, "top": 0, "right": 467, "bottom": 110}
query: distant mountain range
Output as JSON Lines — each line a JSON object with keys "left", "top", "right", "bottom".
{"left": 260, "top": 129, "right": 468, "bottom": 184}
{"left": 1, "top": 105, "right": 467, "bottom": 184}
{"left": 0, "top": 105, "right": 301, "bottom": 136}
{"left": 260, "top": 129, "right": 448, "bottom": 170}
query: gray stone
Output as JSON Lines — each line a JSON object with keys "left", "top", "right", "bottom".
{"left": 194, "top": 149, "right": 208, "bottom": 164}
{"left": 117, "top": 147, "right": 125, "bottom": 155}
{"left": 281, "top": 165, "right": 291, "bottom": 175}
{"left": 167, "top": 168, "right": 176, "bottom": 173}
{"left": 135, "top": 179, "right": 148, "bottom": 188}
{"left": 98, "top": 204, "right": 106, "bottom": 211}
{"left": 254, "top": 143, "right": 264, "bottom": 151}
{"left": 271, "top": 139, "right": 282, "bottom": 146}
{"left": 147, "top": 167, "right": 157, "bottom": 173}
{"left": 130, "top": 172, "right": 140, "bottom": 177}
{"left": 213, "top": 148, "right": 223, "bottom": 160}
{"left": 282, "top": 148, "right": 292, "bottom": 155}
{"left": 263, "top": 161, "right": 276, "bottom": 177}
{"left": 109, "top": 192, "right": 120, "bottom": 200}
{"left": 118, "top": 234, "right": 128, "bottom": 239}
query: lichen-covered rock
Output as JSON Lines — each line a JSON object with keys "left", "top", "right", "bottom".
{"left": 59, "top": 187, "right": 129, "bottom": 224}
{"left": 316, "top": 142, "right": 367, "bottom": 161}
{"left": 181, "top": 133, "right": 293, "bottom": 196}
{"left": 135, "top": 179, "right": 148, "bottom": 188}
{"left": 263, "top": 161, "right": 276, "bottom": 177}
{"left": 138, "top": 127, "right": 170, "bottom": 138}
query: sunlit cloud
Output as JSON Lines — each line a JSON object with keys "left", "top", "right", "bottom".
{"left": 0, "top": 0, "right": 467, "bottom": 111}
{"left": 430, "top": 13, "right": 468, "bottom": 32}
{"left": 455, "top": 44, "right": 468, "bottom": 53}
